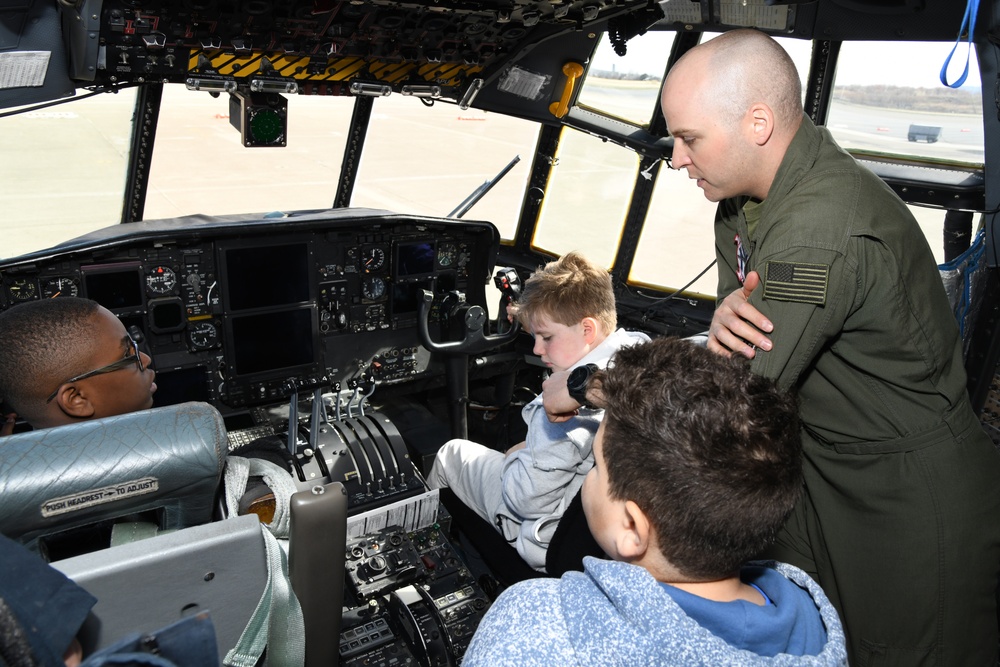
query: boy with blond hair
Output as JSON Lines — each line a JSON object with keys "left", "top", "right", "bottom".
{"left": 428, "top": 251, "right": 648, "bottom": 570}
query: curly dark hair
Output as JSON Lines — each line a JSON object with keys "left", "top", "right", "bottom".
{"left": 0, "top": 298, "right": 101, "bottom": 416}
{"left": 594, "top": 337, "right": 802, "bottom": 579}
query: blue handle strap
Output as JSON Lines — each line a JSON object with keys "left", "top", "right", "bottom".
{"left": 940, "top": 0, "right": 979, "bottom": 88}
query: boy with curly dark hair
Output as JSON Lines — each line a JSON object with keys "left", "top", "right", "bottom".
{"left": 464, "top": 337, "right": 846, "bottom": 665}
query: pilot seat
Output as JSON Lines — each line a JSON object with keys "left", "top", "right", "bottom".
{"left": 0, "top": 401, "right": 227, "bottom": 557}
{"left": 0, "top": 402, "right": 275, "bottom": 662}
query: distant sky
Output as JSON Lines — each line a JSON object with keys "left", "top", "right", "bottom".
{"left": 595, "top": 31, "right": 981, "bottom": 90}
{"left": 833, "top": 41, "right": 980, "bottom": 88}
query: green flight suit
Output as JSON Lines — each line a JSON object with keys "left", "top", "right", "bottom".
{"left": 715, "top": 115, "right": 1000, "bottom": 666}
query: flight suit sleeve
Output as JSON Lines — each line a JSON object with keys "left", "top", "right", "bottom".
{"left": 745, "top": 241, "right": 859, "bottom": 390}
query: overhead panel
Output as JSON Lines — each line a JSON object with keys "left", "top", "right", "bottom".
{"left": 73, "top": 0, "right": 644, "bottom": 103}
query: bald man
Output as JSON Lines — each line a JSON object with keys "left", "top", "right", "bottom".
{"left": 0, "top": 297, "right": 157, "bottom": 432}
{"left": 659, "top": 29, "right": 1000, "bottom": 666}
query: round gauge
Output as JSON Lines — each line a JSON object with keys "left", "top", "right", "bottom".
{"left": 188, "top": 321, "right": 219, "bottom": 350}
{"left": 437, "top": 243, "right": 457, "bottom": 268}
{"left": 8, "top": 278, "right": 37, "bottom": 302}
{"left": 147, "top": 266, "right": 177, "bottom": 294}
{"left": 362, "top": 276, "right": 386, "bottom": 301}
{"left": 362, "top": 246, "right": 386, "bottom": 273}
{"left": 41, "top": 277, "right": 79, "bottom": 299}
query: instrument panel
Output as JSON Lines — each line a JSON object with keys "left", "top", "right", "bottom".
{"left": 0, "top": 209, "right": 503, "bottom": 666}
{"left": 0, "top": 209, "right": 499, "bottom": 418}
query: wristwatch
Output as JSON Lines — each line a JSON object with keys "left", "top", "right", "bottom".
{"left": 567, "top": 363, "right": 599, "bottom": 409}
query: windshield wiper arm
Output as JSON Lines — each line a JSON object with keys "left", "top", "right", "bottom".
{"left": 447, "top": 155, "right": 521, "bottom": 219}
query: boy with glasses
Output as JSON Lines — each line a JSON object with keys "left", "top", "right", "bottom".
{"left": 0, "top": 297, "right": 157, "bottom": 433}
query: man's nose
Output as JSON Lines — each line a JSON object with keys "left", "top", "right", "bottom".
{"left": 671, "top": 143, "right": 691, "bottom": 169}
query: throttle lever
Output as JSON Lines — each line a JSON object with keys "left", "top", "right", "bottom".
{"left": 357, "top": 376, "right": 376, "bottom": 417}
{"left": 309, "top": 387, "right": 332, "bottom": 481}
{"left": 286, "top": 381, "right": 299, "bottom": 457}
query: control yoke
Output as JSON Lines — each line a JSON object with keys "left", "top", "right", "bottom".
{"left": 417, "top": 288, "right": 520, "bottom": 439}
{"left": 417, "top": 289, "right": 519, "bottom": 355}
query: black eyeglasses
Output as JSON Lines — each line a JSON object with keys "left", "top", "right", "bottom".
{"left": 46, "top": 336, "right": 144, "bottom": 403}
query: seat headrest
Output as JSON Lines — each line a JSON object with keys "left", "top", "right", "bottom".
{"left": 0, "top": 402, "right": 227, "bottom": 556}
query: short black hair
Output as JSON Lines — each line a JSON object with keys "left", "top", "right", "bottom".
{"left": 594, "top": 337, "right": 802, "bottom": 579}
{"left": 0, "top": 298, "right": 101, "bottom": 415}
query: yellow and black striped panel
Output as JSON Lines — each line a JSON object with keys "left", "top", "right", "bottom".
{"left": 188, "top": 50, "right": 483, "bottom": 86}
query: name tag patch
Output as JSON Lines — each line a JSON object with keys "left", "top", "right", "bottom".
{"left": 763, "top": 261, "right": 829, "bottom": 305}
{"left": 41, "top": 477, "right": 159, "bottom": 517}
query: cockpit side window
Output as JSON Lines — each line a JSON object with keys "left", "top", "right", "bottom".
{"left": 828, "top": 41, "right": 983, "bottom": 167}
{"left": 629, "top": 167, "right": 720, "bottom": 297}
{"left": 531, "top": 129, "right": 636, "bottom": 267}
{"left": 828, "top": 41, "right": 984, "bottom": 264}
{"left": 576, "top": 31, "right": 674, "bottom": 127}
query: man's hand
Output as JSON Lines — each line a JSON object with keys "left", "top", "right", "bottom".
{"left": 541, "top": 370, "right": 579, "bottom": 423}
{"left": 708, "top": 271, "right": 774, "bottom": 359}
{"left": 1, "top": 413, "right": 16, "bottom": 437}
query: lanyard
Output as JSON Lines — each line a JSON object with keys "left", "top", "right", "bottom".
{"left": 940, "top": 0, "right": 979, "bottom": 88}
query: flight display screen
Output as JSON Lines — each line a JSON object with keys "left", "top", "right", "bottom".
{"left": 83, "top": 264, "right": 143, "bottom": 310}
{"left": 223, "top": 242, "right": 311, "bottom": 311}
{"left": 392, "top": 281, "right": 425, "bottom": 315}
{"left": 152, "top": 366, "right": 212, "bottom": 407}
{"left": 229, "top": 307, "right": 315, "bottom": 377}
{"left": 395, "top": 241, "right": 436, "bottom": 280}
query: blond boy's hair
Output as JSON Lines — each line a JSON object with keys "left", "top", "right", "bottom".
{"left": 513, "top": 251, "right": 616, "bottom": 334}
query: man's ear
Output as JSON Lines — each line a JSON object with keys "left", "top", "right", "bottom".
{"left": 581, "top": 317, "right": 599, "bottom": 345}
{"left": 55, "top": 384, "right": 96, "bottom": 420}
{"left": 617, "top": 500, "right": 652, "bottom": 560}
{"left": 749, "top": 103, "right": 775, "bottom": 146}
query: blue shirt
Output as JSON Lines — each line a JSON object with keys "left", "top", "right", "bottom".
{"left": 662, "top": 565, "right": 829, "bottom": 657}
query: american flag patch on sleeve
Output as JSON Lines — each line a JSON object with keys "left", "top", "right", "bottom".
{"left": 762, "top": 261, "right": 829, "bottom": 305}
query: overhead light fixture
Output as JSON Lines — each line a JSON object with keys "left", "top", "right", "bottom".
{"left": 185, "top": 78, "right": 237, "bottom": 93}
{"left": 250, "top": 79, "right": 299, "bottom": 94}
{"left": 400, "top": 85, "right": 441, "bottom": 98}
{"left": 350, "top": 81, "right": 392, "bottom": 97}
{"left": 459, "top": 78, "right": 484, "bottom": 110}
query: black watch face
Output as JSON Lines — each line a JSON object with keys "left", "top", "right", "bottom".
{"left": 569, "top": 365, "right": 592, "bottom": 398}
